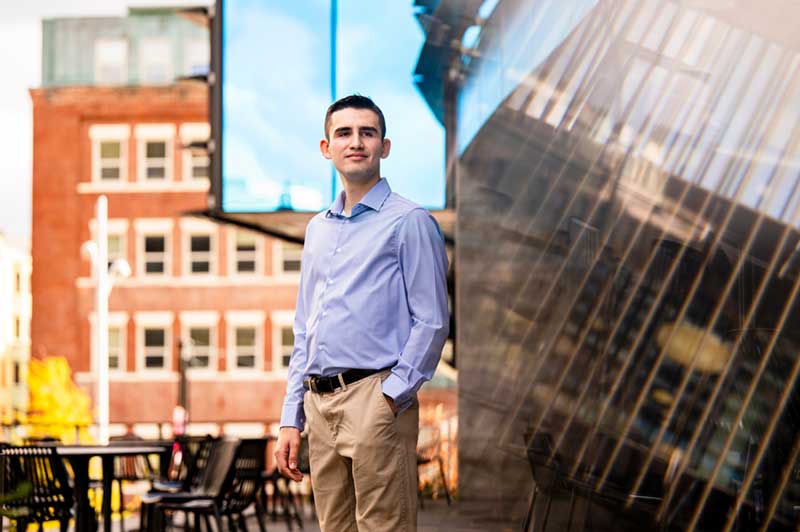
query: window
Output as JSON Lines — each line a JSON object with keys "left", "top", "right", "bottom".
{"left": 280, "top": 242, "right": 303, "bottom": 273}
{"left": 135, "top": 124, "right": 175, "bottom": 182}
{"left": 234, "top": 327, "right": 257, "bottom": 368}
{"left": 280, "top": 327, "right": 294, "bottom": 369}
{"left": 143, "top": 327, "right": 167, "bottom": 369}
{"left": 107, "top": 233, "right": 124, "bottom": 268}
{"left": 180, "top": 219, "right": 217, "bottom": 276}
{"left": 108, "top": 326, "right": 124, "bottom": 370}
{"left": 187, "top": 327, "right": 212, "bottom": 369}
{"left": 135, "top": 311, "right": 173, "bottom": 371}
{"left": 92, "top": 312, "right": 128, "bottom": 372}
{"left": 189, "top": 149, "right": 209, "bottom": 180}
{"left": 225, "top": 311, "right": 264, "bottom": 372}
{"left": 144, "top": 141, "right": 168, "bottom": 180}
{"left": 99, "top": 141, "right": 123, "bottom": 180}
{"left": 189, "top": 234, "right": 213, "bottom": 274}
{"left": 184, "top": 39, "right": 209, "bottom": 76}
{"left": 14, "top": 318, "right": 20, "bottom": 340}
{"left": 270, "top": 311, "right": 295, "bottom": 372}
{"left": 14, "top": 270, "right": 21, "bottom": 294}
{"left": 94, "top": 38, "right": 127, "bottom": 85}
{"left": 179, "top": 123, "right": 211, "bottom": 182}
{"left": 144, "top": 235, "right": 168, "bottom": 274}
{"left": 90, "top": 125, "right": 129, "bottom": 183}
{"left": 139, "top": 38, "right": 173, "bottom": 85}
{"left": 233, "top": 231, "right": 261, "bottom": 274}
{"left": 180, "top": 311, "right": 218, "bottom": 372}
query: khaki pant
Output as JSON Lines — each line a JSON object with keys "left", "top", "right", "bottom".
{"left": 303, "top": 372, "right": 419, "bottom": 532}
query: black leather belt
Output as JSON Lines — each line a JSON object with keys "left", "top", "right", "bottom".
{"left": 303, "top": 367, "right": 389, "bottom": 394}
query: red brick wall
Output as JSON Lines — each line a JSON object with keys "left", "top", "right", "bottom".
{"left": 31, "top": 85, "right": 301, "bottom": 425}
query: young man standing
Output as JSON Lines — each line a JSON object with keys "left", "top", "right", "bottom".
{"left": 274, "top": 94, "right": 449, "bottom": 531}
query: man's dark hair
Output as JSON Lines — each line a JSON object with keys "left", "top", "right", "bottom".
{"left": 324, "top": 94, "right": 386, "bottom": 140}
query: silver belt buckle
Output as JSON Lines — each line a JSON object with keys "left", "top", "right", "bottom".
{"left": 304, "top": 377, "right": 318, "bottom": 393}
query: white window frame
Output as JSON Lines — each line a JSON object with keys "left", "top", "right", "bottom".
{"left": 135, "top": 124, "right": 175, "bottom": 183}
{"left": 272, "top": 240, "right": 303, "bottom": 279}
{"left": 225, "top": 311, "right": 264, "bottom": 373}
{"left": 180, "top": 218, "right": 217, "bottom": 276}
{"left": 135, "top": 218, "right": 173, "bottom": 278}
{"left": 90, "top": 124, "right": 130, "bottom": 184}
{"left": 270, "top": 311, "right": 296, "bottom": 375}
{"left": 179, "top": 123, "right": 210, "bottom": 183}
{"left": 94, "top": 38, "right": 128, "bottom": 85}
{"left": 228, "top": 229, "right": 263, "bottom": 277}
{"left": 90, "top": 311, "right": 129, "bottom": 374}
{"left": 179, "top": 311, "right": 219, "bottom": 374}
{"left": 138, "top": 37, "right": 173, "bottom": 85}
{"left": 134, "top": 311, "right": 174, "bottom": 373}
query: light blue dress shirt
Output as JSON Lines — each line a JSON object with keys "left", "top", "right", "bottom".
{"left": 280, "top": 178, "right": 450, "bottom": 430}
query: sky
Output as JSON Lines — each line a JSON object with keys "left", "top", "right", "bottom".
{"left": 0, "top": 0, "right": 205, "bottom": 246}
{"left": 221, "top": 0, "right": 445, "bottom": 213}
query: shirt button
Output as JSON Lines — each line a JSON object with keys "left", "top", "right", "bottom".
{"left": 327, "top": 279, "right": 333, "bottom": 285}
{"left": 335, "top": 247, "right": 342, "bottom": 253}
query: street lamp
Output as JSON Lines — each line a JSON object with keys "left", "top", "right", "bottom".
{"left": 81, "top": 196, "right": 131, "bottom": 444}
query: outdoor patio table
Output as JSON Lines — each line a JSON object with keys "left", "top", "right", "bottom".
{"left": 56, "top": 443, "right": 171, "bottom": 532}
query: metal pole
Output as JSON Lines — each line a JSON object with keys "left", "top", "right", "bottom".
{"left": 95, "top": 195, "right": 109, "bottom": 444}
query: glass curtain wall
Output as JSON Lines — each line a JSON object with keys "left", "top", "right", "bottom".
{"left": 450, "top": 0, "right": 800, "bottom": 529}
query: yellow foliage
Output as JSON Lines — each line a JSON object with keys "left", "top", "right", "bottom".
{"left": 27, "top": 356, "right": 94, "bottom": 444}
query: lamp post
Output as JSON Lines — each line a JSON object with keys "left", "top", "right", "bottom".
{"left": 81, "top": 195, "right": 131, "bottom": 444}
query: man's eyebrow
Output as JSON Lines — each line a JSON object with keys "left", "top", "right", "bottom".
{"left": 359, "top": 126, "right": 379, "bottom": 133}
{"left": 333, "top": 126, "right": 352, "bottom": 134}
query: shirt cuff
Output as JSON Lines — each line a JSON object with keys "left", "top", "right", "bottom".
{"left": 381, "top": 372, "right": 414, "bottom": 413}
{"left": 280, "top": 402, "right": 305, "bottom": 430}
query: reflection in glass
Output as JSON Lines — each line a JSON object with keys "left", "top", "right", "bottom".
{"left": 438, "top": 0, "right": 800, "bottom": 529}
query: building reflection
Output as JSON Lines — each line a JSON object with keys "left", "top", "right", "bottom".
{"left": 415, "top": 0, "right": 800, "bottom": 529}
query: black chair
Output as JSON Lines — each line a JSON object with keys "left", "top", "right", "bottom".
{"left": 416, "top": 425, "right": 451, "bottom": 507}
{"left": 159, "top": 438, "right": 270, "bottom": 531}
{"left": 261, "top": 468, "right": 304, "bottom": 530}
{"left": 139, "top": 438, "right": 238, "bottom": 531}
{"left": 151, "top": 435, "right": 217, "bottom": 494}
{"left": 0, "top": 446, "right": 74, "bottom": 532}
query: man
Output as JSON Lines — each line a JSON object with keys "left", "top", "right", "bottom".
{"left": 274, "top": 94, "right": 449, "bottom": 531}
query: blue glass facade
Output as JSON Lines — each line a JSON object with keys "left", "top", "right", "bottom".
{"left": 219, "top": 0, "right": 445, "bottom": 213}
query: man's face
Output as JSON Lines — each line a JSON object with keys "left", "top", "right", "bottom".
{"left": 320, "top": 107, "right": 391, "bottom": 184}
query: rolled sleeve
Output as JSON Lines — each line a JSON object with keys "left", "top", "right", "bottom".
{"left": 382, "top": 208, "right": 450, "bottom": 411}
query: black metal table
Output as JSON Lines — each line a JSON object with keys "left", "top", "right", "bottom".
{"left": 57, "top": 443, "right": 171, "bottom": 532}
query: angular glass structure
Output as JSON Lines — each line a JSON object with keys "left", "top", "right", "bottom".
{"left": 415, "top": 0, "right": 800, "bottom": 529}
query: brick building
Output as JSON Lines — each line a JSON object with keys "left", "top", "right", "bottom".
{"left": 30, "top": 8, "right": 304, "bottom": 436}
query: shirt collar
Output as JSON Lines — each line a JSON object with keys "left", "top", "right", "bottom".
{"left": 327, "top": 178, "right": 391, "bottom": 217}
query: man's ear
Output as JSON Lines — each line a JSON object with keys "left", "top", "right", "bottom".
{"left": 319, "top": 138, "right": 332, "bottom": 159}
{"left": 380, "top": 138, "right": 391, "bottom": 159}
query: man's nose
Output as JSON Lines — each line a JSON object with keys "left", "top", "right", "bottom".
{"left": 349, "top": 133, "right": 364, "bottom": 148}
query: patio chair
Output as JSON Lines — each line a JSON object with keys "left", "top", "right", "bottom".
{"left": 417, "top": 426, "right": 451, "bottom": 507}
{"left": 139, "top": 438, "right": 238, "bottom": 531}
{"left": 0, "top": 445, "right": 74, "bottom": 532}
{"left": 158, "top": 438, "right": 270, "bottom": 531}
{"left": 151, "top": 435, "right": 217, "bottom": 494}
